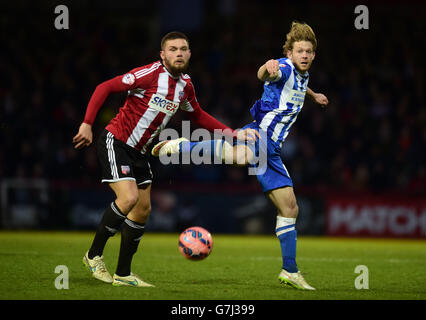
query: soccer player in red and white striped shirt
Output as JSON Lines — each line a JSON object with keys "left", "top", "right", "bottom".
{"left": 73, "top": 31, "right": 258, "bottom": 287}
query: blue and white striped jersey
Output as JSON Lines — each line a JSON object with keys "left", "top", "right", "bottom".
{"left": 250, "top": 57, "right": 309, "bottom": 146}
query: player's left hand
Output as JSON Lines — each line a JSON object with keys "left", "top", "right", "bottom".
{"left": 313, "top": 93, "right": 329, "bottom": 108}
{"left": 236, "top": 128, "right": 260, "bottom": 142}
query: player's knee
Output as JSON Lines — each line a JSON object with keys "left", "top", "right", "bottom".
{"left": 245, "top": 147, "right": 255, "bottom": 164}
{"left": 130, "top": 202, "right": 151, "bottom": 224}
{"left": 234, "top": 154, "right": 247, "bottom": 166}
{"left": 287, "top": 201, "right": 299, "bottom": 218}
{"left": 139, "top": 202, "right": 152, "bottom": 216}
{"left": 233, "top": 146, "right": 253, "bottom": 166}
{"left": 118, "top": 193, "right": 139, "bottom": 213}
{"left": 278, "top": 200, "right": 299, "bottom": 218}
{"left": 291, "top": 203, "right": 299, "bottom": 218}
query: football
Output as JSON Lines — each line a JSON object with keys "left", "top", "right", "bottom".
{"left": 179, "top": 226, "right": 213, "bottom": 260}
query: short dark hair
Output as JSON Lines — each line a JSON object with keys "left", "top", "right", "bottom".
{"left": 161, "top": 31, "right": 189, "bottom": 50}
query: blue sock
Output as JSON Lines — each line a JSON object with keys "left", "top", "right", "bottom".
{"left": 276, "top": 217, "right": 298, "bottom": 273}
{"left": 180, "top": 140, "right": 225, "bottom": 162}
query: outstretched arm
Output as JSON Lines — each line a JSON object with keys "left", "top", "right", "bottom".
{"left": 306, "top": 87, "right": 329, "bottom": 108}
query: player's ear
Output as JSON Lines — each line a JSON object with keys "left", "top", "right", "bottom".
{"left": 160, "top": 50, "right": 165, "bottom": 61}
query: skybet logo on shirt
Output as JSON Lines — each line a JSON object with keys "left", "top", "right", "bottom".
{"left": 148, "top": 94, "right": 179, "bottom": 116}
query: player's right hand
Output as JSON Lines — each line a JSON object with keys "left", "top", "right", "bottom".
{"left": 265, "top": 59, "right": 279, "bottom": 79}
{"left": 73, "top": 122, "right": 93, "bottom": 149}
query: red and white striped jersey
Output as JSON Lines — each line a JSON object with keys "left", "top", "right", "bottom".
{"left": 105, "top": 61, "right": 205, "bottom": 153}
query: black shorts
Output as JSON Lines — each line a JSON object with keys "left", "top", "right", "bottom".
{"left": 97, "top": 129, "right": 153, "bottom": 186}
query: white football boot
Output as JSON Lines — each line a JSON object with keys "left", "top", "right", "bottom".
{"left": 278, "top": 269, "right": 316, "bottom": 290}
{"left": 112, "top": 273, "right": 155, "bottom": 287}
{"left": 83, "top": 251, "right": 113, "bottom": 283}
{"left": 151, "top": 137, "right": 189, "bottom": 157}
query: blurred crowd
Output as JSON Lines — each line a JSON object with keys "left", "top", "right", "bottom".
{"left": 1, "top": 0, "right": 425, "bottom": 194}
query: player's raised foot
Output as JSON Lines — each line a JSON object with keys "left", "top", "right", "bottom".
{"left": 151, "top": 137, "right": 189, "bottom": 157}
{"left": 83, "top": 251, "right": 113, "bottom": 283}
{"left": 278, "top": 269, "right": 316, "bottom": 290}
{"left": 112, "top": 273, "right": 155, "bottom": 287}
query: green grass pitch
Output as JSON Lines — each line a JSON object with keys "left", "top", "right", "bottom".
{"left": 0, "top": 231, "right": 425, "bottom": 300}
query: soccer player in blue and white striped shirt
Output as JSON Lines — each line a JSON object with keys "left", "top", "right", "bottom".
{"left": 153, "top": 22, "right": 328, "bottom": 290}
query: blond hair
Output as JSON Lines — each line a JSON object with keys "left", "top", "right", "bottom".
{"left": 283, "top": 21, "right": 317, "bottom": 54}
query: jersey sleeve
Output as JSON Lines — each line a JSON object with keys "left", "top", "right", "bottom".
{"left": 276, "top": 60, "right": 292, "bottom": 83}
{"left": 83, "top": 63, "right": 158, "bottom": 125}
{"left": 179, "top": 80, "right": 199, "bottom": 113}
{"left": 126, "top": 62, "right": 160, "bottom": 90}
{"left": 83, "top": 75, "right": 129, "bottom": 125}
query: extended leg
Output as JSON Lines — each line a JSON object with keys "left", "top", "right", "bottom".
{"left": 152, "top": 138, "right": 254, "bottom": 166}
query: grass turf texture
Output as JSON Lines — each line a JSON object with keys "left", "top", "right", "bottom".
{"left": 0, "top": 231, "right": 425, "bottom": 300}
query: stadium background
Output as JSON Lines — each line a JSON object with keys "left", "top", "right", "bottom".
{"left": 1, "top": 0, "right": 425, "bottom": 238}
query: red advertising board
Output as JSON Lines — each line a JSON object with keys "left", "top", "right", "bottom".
{"left": 326, "top": 195, "right": 426, "bottom": 238}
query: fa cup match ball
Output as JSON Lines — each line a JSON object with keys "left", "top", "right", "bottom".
{"left": 179, "top": 226, "right": 213, "bottom": 260}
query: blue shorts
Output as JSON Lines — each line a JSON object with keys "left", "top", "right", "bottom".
{"left": 235, "top": 122, "right": 293, "bottom": 193}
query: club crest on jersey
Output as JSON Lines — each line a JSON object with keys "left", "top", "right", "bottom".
{"left": 178, "top": 91, "right": 185, "bottom": 102}
{"left": 121, "top": 165, "right": 130, "bottom": 175}
{"left": 122, "top": 73, "right": 135, "bottom": 85}
{"left": 148, "top": 93, "right": 179, "bottom": 116}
